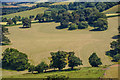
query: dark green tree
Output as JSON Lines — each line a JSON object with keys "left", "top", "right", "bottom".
{"left": 2, "top": 48, "right": 29, "bottom": 71}
{"left": 50, "top": 51, "right": 67, "bottom": 70}
{"left": 89, "top": 53, "right": 102, "bottom": 67}
{"left": 35, "top": 62, "right": 48, "bottom": 73}
{"left": 60, "top": 20, "right": 69, "bottom": 29}
{"left": 28, "top": 65, "right": 35, "bottom": 74}
{"left": 68, "top": 55, "right": 82, "bottom": 70}
{"left": 93, "top": 18, "right": 108, "bottom": 31}
{"left": 22, "top": 18, "right": 31, "bottom": 28}
{"left": 12, "top": 17, "right": 18, "bottom": 24}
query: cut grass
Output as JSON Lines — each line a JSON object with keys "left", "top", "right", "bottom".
{"left": 2, "top": 17, "right": 119, "bottom": 66}
{"left": 2, "top": 7, "right": 48, "bottom": 19}
{"left": 2, "top": 67, "right": 105, "bottom": 78}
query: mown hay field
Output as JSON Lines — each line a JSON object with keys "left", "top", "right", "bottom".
{"left": 2, "top": 17, "right": 119, "bottom": 67}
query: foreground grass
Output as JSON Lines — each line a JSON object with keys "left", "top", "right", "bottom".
{"left": 104, "top": 64, "right": 120, "bottom": 78}
{"left": 3, "top": 67, "right": 105, "bottom": 78}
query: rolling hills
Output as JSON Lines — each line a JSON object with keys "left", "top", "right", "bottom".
{"left": 3, "top": 7, "right": 48, "bottom": 19}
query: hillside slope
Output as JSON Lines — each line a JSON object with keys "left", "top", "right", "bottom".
{"left": 3, "top": 7, "right": 48, "bottom": 19}
{"left": 103, "top": 5, "right": 119, "bottom": 14}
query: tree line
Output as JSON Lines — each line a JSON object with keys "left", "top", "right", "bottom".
{"left": 2, "top": 48, "right": 102, "bottom": 73}
{"left": 2, "top": 7, "right": 108, "bottom": 31}
{"left": 0, "top": 25, "right": 11, "bottom": 45}
{"left": 106, "top": 26, "right": 120, "bottom": 62}
{"left": 1, "top": 2, "right": 118, "bottom": 16}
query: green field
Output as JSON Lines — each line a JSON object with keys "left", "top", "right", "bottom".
{"left": 2, "top": 7, "right": 48, "bottom": 19}
{"left": 2, "top": 67, "right": 105, "bottom": 78}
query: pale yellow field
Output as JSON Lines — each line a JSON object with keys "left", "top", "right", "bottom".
{"left": 18, "top": 3, "right": 37, "bottom": 7}
{"left": 2, "top": 17, "right": 119, "bottom": 67}
{"left": 51, "top": 2, "right": 71, "bottom": 5}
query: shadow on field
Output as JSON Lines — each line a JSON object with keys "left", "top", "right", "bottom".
{"left": 89, "top": 28, "right": 102, "bottom": 31}
{"left": 19, "top": 27, "right": 31, "bottom": 29}
{"left": 112, "top": 35, "right": 120, "bottom": 39}
{"left": 0, "top": 43, "right": 9, "bottom": 46}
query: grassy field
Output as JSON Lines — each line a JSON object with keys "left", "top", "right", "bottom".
{"left": 2, "top": 7, "right": 48, "bottom": 19}
{"left": 102, "top": 5, "right": 120, "bottom": 14}
{"left": 2, "top": 67, "right": 105, "bottom": 78}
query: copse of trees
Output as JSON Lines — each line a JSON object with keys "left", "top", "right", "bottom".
{"left": 0, "top": 26, "right": 11, "bottom": 45}
{"left": 106, "top": 26, "right": 120, "bottom": 62}
{"left": 89, "top": 53, "right": 102, "bottom": 67}
{"left": 2, "top": 47, "right": 103, "bottom": 73}
{"left": 50, "top": 51, "right": 82, "bottom": 70}
{"left": 2, "top": 48, "right": 30, "bottom": 71}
